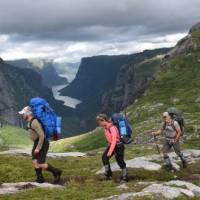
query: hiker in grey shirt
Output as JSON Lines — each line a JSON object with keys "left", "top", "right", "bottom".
{"left": 152, "top": 112, "right": 187, "bottom": 170}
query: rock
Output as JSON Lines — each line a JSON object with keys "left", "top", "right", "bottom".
{"left": 96, "top": 158, "right": 161, "bottom": 174}
{"left": 48, "top": 152, "right": 86, "bottom": 157}
{"left": 96, "top": 192, "right": 149, "bottom": 200}
{"left": 166, "top": 180, "right": 200, "bottom": 195}
{"left": 195, "top": 96, "right": 200, "bottom": 103}
{"left": 189, "top": 22, "right": 200, "bottom": 33}
{"left": 0, "top": 182, "right": 62, "bottom": 195}
{"left": 96, "top": 180, "right": 200, "bottom": 200}
{"left": 97, "top": 149, "right": 200, "bottom": 174}
{"left": 117, "top": 184, "right": 129, "bottom": 190}
{"left": 143, "top": 183, "right": 194, "bottom": 199}
{"left": 0, "top": 149, "right": 86, "bottom": 157}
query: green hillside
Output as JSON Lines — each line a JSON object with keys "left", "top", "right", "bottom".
{"left": 125, "top": 25, "right": 200, "bottom": 147}
{"left": 0, "top": 125, "right": 31, "bottom": 150}
{"left": 50, "top": 129, "right": 106, "bottom": 152}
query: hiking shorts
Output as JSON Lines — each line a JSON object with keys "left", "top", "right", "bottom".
{"left": 32, "top": 138, "right": 49, "bottom": 164}
{"left": 163, "top": 139, "right": 183, "bottom": 157}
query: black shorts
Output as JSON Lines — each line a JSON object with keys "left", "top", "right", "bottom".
{"left": 32, "top": 138, "right": 49, "bottom": 164}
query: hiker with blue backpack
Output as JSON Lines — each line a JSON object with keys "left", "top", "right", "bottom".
{"left": 96, "top": 113, "right": 132, "bottom": 182}
{"left": 19, "top": 98, "right": 62, "bottom": 184}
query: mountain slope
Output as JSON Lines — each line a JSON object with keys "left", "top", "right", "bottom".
{"left": 7, "top": 59, "right": 68, "bottom": 87}
{"left": 60, "top": 49, "right": 170, "bottom": 134}
{"left": 125, "top": 22, "right": 200, "bottom": 142}
{"left": 0, "top": 58, "right": 72, "bottom": 129}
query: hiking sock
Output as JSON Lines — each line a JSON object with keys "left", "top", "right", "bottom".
{"left": 104, "top": 165, "right": 112, "bottom": 178}
{"left": 164, "top": 157, "right": 173, "bottom": 170}
{"left": 47, "top": 164, "right": 62, "bottom": 184}
{"left": 121, "top": 168, "right": 128, "bottom": 182}
{"left": 35, "top": 168, "right": 45, "bottom": 183}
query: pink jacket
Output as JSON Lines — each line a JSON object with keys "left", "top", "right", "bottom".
{"left": 104, "top": 124, "right": 120, "bottom": 156}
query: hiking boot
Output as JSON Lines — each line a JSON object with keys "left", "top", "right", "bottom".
{"left": 53, "top": 169, "right": 63, "bottom": 184}
{"left": 47, "top": 164, "right": 62, "bottom": 184}
{"left": 35, "top": 168, "right": 45, "bottom": 184}
{"left": 120, "top": 176, "right": 128, "bottom": 183}
{"left": 104, "top": 165, "right": 112, "bottom": 180}
{"left": 105, "top": 171, "right": 112, "bottom": 180}
{"left": 182, "top": 160, "right": 187, "bottom": 168}
{"left": 36, "top": 177, "right": 45, "bottom": 184}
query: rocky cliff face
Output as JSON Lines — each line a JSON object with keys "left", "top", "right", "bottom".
{"left": 7, "top": 59, "right": 68, "bottom": 87}
{"left": 0, "top": 59, "right": 35, "bottom": 124}
{"left": 60, "top": 48, "right": 170, "bottom": 134}
{"left": 101, "top": 49, "right": 170, "bottom": 113}
{"left": 60, "top": 55, "right": 134, "bottom": 100}
{"left": 0, "top": 58, "right": 68, "bottom": 126}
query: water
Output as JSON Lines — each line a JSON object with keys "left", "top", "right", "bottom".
{"left": 52, "top": 84, "right": 82, "bottom": 109}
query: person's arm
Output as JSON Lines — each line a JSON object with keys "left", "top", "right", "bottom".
{"left": 107, "top": 126, "right": 118, "bottom": 157}
{"left": 152, "top": 128, "right": 164, "bottom": 136}
{"left": 174, "top": 122, "right": 181, "bottom": 143}
{"left": 32, "top": 120, "right": 45, "bottom": 152}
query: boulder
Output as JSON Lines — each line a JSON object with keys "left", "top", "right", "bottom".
{"left": 0, "top": 182, "right": 62, "bottom": 195}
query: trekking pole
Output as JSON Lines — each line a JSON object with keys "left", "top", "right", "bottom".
{"left": 153, "top": 135, "right": 161, "bottom": 154}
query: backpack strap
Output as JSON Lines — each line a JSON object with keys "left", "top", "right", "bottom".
{"left": 108, "top": 125, "right": 117, "bottom": 134}
{"left": 170, "top": 120, "right": 182, "bottom": 137}
{"left": 27, "top": 117, "right": 37, "bottom": 133}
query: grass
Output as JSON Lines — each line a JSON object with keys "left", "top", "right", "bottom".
{"left": 0, "top": 125, "right": 31, "bottom": 149}
{"left": 50, "top": 129, "right": 107, "bottom": 152}
{"left": 0, "top": 150, "right": 200, "bottom": 200}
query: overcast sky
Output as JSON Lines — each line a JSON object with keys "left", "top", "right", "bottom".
{"left": 0, "top": 0, "right": 199, "bottom": 62}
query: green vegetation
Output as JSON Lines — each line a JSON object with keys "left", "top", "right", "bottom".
{"left": 50, "top": 129, "right": 107, "bottom": 152}
{"left": 0, "top": 151, "right": 199, "bottom": 200}
{"left": 0, "top": 125, "right": 31, "bottom": 150}
{"left": 126, "top": 36, "right": 200, "bottom": 145}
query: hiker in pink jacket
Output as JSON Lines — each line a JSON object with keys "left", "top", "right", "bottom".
{"left": 96, "top": 114, "right": 128, "bottom": 182}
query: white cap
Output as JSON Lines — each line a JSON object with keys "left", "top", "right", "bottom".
{"left": 163, "top": 112, "right": 169, "bottom": 117}
{"left": 18, "top": 106, "right": 32, "bottom": 116}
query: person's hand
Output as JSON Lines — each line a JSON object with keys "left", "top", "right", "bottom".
{"left": 169, "top": 139, "right": 176, "bottom": 145}
{"left": 34, "top": 148, "right": 40, "bottom": 155}
{"left": 151, "top": 132, "right": 156, "bottom": 137}
{"left": 107, "top": 153, "right": 112, "bottom": 158}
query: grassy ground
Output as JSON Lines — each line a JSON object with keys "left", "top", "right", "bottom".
{"left": 0, "top": 145, "right": 200, "bottom": 200}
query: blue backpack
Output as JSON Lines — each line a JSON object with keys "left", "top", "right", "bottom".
{"left": 111, "top": 113, "right": 133, "bottom": 144}
{"left": 30, "top": 97, "right": 62, "bottom": 138}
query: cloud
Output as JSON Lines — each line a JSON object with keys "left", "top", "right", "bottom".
{"left": 0, "top": 33, "right": 187, "bottom": 62}
{"left": 0, "top": 0, "right": 199, "bottom": 61}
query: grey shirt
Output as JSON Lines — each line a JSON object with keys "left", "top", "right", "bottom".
{"left": 162, "top": 121, "right": 180, "bottom": 139}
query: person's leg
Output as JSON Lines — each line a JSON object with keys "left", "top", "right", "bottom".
{"left": 173, "top": 141, "right": 187, "bottom": 168}
{"left": 32, "top": 141, "right": 45, "bottom": 183}
{"left": 37, "top": 140, "right": 62, "bottom": 184}
{"left": 163, "top": 140, "right": 173, "bottom": 170}
{"left": 102, "top": 147, "right": 112, "bottom": 178}
{"left": 115, "top": 143, "right": 128, "bottom": 181}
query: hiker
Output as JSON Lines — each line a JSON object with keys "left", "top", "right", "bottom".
{"left": 152, "top": 112, "right": 187, "bottom": 170}
{"left": 19, "top": 106, "right": 62, "bottom": 184}
{"left": 96, "top": 114, "right": 128, "bottom": 182}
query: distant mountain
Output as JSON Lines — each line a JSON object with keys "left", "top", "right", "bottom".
{"left": 53, "top": 62, "right": 80, "bottom": 82}
{"left": 0, "top": 58, "right": 75, "bottom": 134}
{"left": 7, "top": 59, "right": 68, "bottom": 87}
{"left": 60, "top": 48, "right": 171, "bottom": 134}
